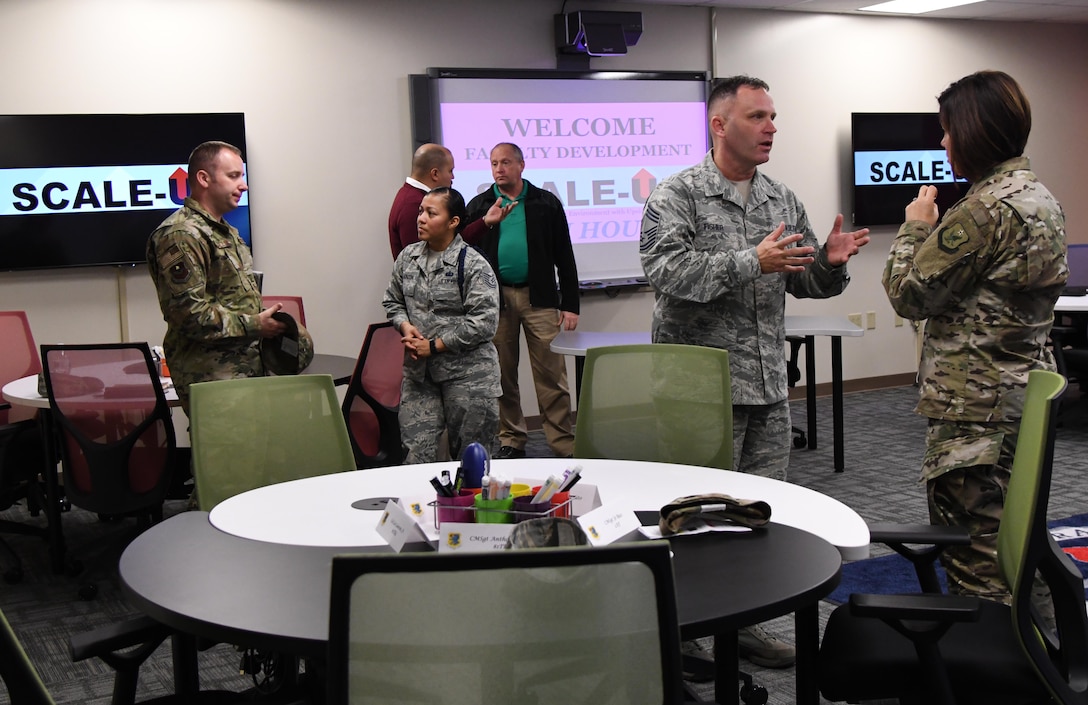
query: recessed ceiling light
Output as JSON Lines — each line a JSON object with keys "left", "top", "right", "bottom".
{"left": 859, "top": 0, "right": 985, "bottom": 14}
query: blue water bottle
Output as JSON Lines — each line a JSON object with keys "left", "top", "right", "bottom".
{"left": 460, "top": 442, "right": 490, "bottom": 489}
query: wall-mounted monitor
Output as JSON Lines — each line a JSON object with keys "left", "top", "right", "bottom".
{"left": 851, "top": 112, "right": 968, "bottom": 227}
{"left": 0, "top": 113, "right": 249, "bottom": 272}
{"left": 411, "top": 68, "right": 708, "bottom": 287}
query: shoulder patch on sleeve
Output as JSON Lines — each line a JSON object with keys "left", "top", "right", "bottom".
{"left": 938, "top": 223, "right": 971, "bottom": 254}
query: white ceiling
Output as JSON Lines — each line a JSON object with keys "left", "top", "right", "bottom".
{"left": 605, "top": 0, "right": 1088, "bottom": 23}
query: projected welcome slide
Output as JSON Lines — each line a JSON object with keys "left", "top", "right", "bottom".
{"left": 425, "top": 72, "right": 708, "bottom": 284}
{"left": 444, "top": 101, "right": 705, "bottom": 249}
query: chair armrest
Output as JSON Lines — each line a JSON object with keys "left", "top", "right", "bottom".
{"left": 868, "top": 522, "right": 971, "bottom": 547}
{"left": 69, "top": 614, "right": 170, "bottom": 662}
{"left": 866, "top": 523, "right": 971, "bottom": 594}
{"left": 849, "top": 593, "right": 981, "bottom": 623}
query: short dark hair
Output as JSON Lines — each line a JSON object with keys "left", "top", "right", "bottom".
{"left": 491, "top": 142, "right": 524, "bottom": 162}
{"left": 707, "top": 75, "right": 770, "bottom": 112}
{"left": 427, "top": 187, "right": 467, "bottom": 234}
{"left": 938, "top": 70, "right": 1031, "bottom": 182}
{"left": 188, "top": 141, "right": 242, "bottom": 177}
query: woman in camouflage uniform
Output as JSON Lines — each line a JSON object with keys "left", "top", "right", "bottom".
{"left": 883, "top": 71, "right": 1067, "bottom": 602}
{"left": 383, "top": 188, "right": 501, "bottom": 464}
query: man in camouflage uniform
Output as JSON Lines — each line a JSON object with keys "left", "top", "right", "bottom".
{"left": 883, "top": 71, "right": 1067, "bottom": 603}
{"left": 640, "top": 75, "right": 870, "bottom": 670}
{"left": 383, "top": 187, "right": 501, "bottom": 464}
{"left": 147, "top": 141, "right": 287, "bottom": 414}
{"left": 640, "top": 76, "right": 869, "bottom": 482}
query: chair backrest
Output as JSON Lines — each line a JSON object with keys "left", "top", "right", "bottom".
{"left": 262, "top": 295, "right": 306, "bottom": 327}
{"left": 574, "top": 343, "right": 733, "bottom": 470}
{"left": 0, "top": 311, "right": 42, "bottom": 425}
{"left": 0, "top": 606, "right": 55, "bottom": 705}
{"left": 341, "top": 322, "right": 405, "bottom": 468}
{"left": 327, "top": 542, "right": 685, "bottom": 705}
{"left": 997, "top": 370, "right": 1088, "bottom": 704}
{"left": 190, "top": 374, "right": 355, "bottom": 511}
{"left": 40, "top": 343, "right": 175, "bottom": 517}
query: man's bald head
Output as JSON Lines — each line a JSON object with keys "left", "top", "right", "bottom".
{"left": 411, "top": 143, "right": 455, "bottom": 188}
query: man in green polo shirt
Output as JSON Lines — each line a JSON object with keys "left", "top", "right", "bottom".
{"left": 465, "top": 143, "right": 580, "bottom": 459}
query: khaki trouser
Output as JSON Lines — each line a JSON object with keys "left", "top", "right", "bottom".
{"left": 493, "top": 285, "right": 574, "bottom": 456}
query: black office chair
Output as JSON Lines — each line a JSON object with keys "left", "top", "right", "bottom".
{"left": 819, "top": 370, "right": 1086, "bottom": 705}
{"left": 0, "top": 310, "right": 50, "bottom": 584}
{"left": 342, "top": 322, "right": 405, "bottom": 468}
{"left": 41, "top": 343, "right": 176, "bottom": 598}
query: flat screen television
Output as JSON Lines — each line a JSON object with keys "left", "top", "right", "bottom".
{"left": 851, "top": 112, "right": 968, "bottom": 227}
{"left": 411, "top": 68, "right": 708, "bottom": 287}
{"left": 0, "top": 113, "right": 249, "bottom": 272}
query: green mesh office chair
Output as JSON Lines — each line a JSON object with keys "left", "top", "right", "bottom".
{"left": 189, "top": 374, "right": 356, "bottom": 512}
{"left": 1, "top": 604, "right": 53, "bottom": 705}
{"left": 327, "top": 542, "right": 686, "bottom": 705}
{"left": 573, "top": 343, "right": 732, "bottom": 470}
{"left": 819, "top": 370, "right": 1088, "bottom": 705}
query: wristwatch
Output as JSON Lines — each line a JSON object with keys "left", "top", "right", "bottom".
{"left": 429, "top": 339, "right": 438, "bottom": 355}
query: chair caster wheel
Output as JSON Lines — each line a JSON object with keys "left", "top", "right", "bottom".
{"left": 793, "top": 434, "right": 807, "bottom": 449}
{"left": 740, "top": 682, "right": 768, "bottom": 705}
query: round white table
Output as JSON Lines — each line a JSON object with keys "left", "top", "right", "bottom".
{"left": 2, "top": 372, "right": 179, "bottom": 409}
{"left": 209, "top": 457, "right": 869, "bottom": 560}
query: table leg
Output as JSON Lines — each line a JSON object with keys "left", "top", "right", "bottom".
{"left": 794, "top": 603, "right": 821, "bottom": 705}
{"left": 713, "top": 629, "right": 739, "bottom": 705}
{"left": 37, "top": 410, "right": 67, "bottom": 573}
{"left": 573, "top": 355, "right": 585, "bottom": 402}
{"left": 170, "top": 632, "right": 201, "bottom": 697}
{"left": 832, "top": 336, "right": 845, "bottom": 473}
{"left": 804, "top": 335, "right": 817, "bottom": 450}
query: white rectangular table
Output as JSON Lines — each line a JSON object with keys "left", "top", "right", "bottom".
{"left": 551, "top": 315, "right": 865, "bottom": 472}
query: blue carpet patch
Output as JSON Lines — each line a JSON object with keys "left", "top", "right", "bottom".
{"left": 829, "top": 512, "right": 1088, "bottom": 604}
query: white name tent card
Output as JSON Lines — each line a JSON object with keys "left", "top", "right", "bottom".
{"left": 375, "top": 500, "right": 430, "bottom": 552}
{"left": 438, "top": 523, "right": 515, "bottom": 553}
{"left": 577, "top": 505, "right": 641, "bottom": 546}
{"left": 570, "top": 483, "right": 601, "bottom": 516}
{"left": 398, "top": 494, "right": 439, "bottom": 541}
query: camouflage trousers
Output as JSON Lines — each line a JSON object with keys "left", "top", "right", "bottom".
{"left": 400, "top": 375, "right": 498, "bottom": 464}
{"left": 925, "top": 419, "right": 1055, "bottom": 621}
{"left": 732, "top": 399, "right": 791, "bottom": 481}
{"left": 928, "top": 462, "right": 1013, "bottom": 602}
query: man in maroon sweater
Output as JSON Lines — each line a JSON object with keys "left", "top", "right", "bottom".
{"left": 387, "top": 143, "right": 455, "bottom": 259}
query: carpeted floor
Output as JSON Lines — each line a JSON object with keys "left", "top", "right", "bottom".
{"left": 4, "top": 383, "right": 1088, "bottom": 703}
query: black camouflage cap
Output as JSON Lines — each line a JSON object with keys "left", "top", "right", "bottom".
{"left": 261, "top": 311, "right": 315, "bottom": 376}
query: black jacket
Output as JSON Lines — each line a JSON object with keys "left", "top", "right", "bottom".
{"left": 465, "top": 181, "right": 580, "bottom": 314}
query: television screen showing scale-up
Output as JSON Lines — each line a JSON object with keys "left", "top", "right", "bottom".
{"left": 0, "top": 113, "right": 249, "bottom": 271}
{"left": 851, "top": 112, "right": 968, "bottom": 227}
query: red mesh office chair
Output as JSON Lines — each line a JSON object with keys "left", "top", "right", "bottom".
{"left": 262, "top": 295, "right": 306, "bottom": 327}
{"left": 41, "top": 343, "right": 175, "bottom": 526}
{"left": 342, "top": 322, "right": 405, "bottom": 468}
{"left": 0, "top": 311, "right": 48, "bottom": 583}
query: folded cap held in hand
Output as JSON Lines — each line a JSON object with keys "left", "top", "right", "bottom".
{"left": 659, "top": 493, "right": 771, "bottom": 535}
{"left": 261, "top": 311, "right": 315, "bottom": 376}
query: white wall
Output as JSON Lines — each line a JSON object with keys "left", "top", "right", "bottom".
{"left": 713, "top": 9, "right": 1088, "bottom": 381}
{"left": 1, "top": 0, "right": 1085, "bottom": 416}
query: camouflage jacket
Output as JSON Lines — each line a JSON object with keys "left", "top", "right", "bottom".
{"left": 640, "top": 151, "right": 850, "bottom": 405}
{"left": 383, "top": 236, "right": 501, "bottom": 393}
{"left": 883, "top": 157, "right": 1067, "bottom": 422}
{"left": 146, "top": 197, "right": 263, "bottom": 402}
